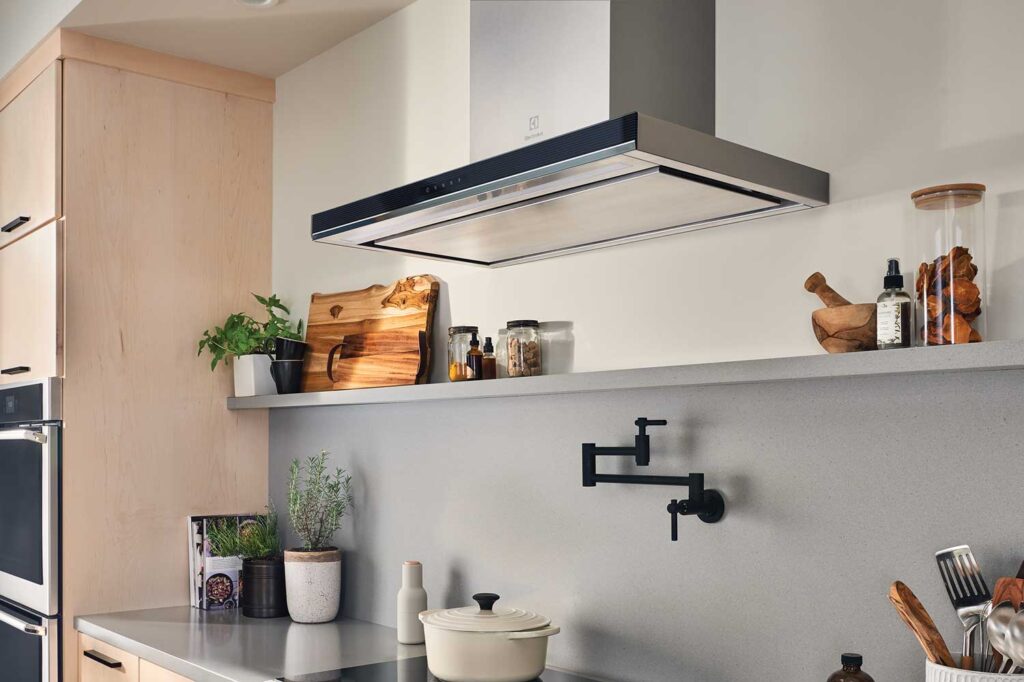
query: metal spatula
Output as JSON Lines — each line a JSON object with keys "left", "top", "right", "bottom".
{"left": 935, "top": 545, "right": 993, "bottom": 671}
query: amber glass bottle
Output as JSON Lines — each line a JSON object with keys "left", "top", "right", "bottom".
{"left": 827, "top": 654, "right": 874, "bottom": 682}
{"left": 482, "top": 337, "right": 497, "bottom": 380}
{"left": 466, "top": 333, "right": 483, "bottom": 381}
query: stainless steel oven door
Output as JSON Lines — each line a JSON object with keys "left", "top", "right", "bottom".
{"left": 0, "top": 598, "right": 59, "bottom": 682}
{"left": 0, "top": 422, "right": 60, "bottom": 616}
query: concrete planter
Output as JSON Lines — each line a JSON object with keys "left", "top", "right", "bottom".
{"left": 233, "top": 354, "right": 274, "bottom": 397}
{"left": 284, "top": 548, "right": 341, "bottom": 623}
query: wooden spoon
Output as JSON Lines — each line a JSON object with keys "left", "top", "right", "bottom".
{"left": 993, "top": 577, "right": 1024, "bottom": 611}
{"left": 889, "top": 581, "right": 957, "bottom": 668}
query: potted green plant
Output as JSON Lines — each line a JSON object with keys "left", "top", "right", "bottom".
{"left": 285, "top": 450, "right": 354, "bottom": 623}
{"left": 206, "top": 508, "right": 287, "bottom": 618}
{"left": 197, "top": 293, "right": 305, "bottom": 397}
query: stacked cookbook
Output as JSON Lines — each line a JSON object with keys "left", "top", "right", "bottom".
{"left": 186, "top": 514, "right": 256, "bottom": 610}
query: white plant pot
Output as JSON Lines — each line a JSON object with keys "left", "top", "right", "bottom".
{"left": 233, "top": 354, "right": 274, "bottom": 397}
{"left": 284, "top": 548, "right": 341, "bottom": 623}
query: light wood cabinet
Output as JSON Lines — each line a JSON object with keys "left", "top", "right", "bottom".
{"left": 139, "top": 660, "right": 192, "bottom": 682}
{"left": 0, "top": 220, "right": 62, "bottom": 382}
{"left": 77, "top": 634, "right": 195, "bottom": 682}
{"left": 0, "top": 61, "right": 60, "bottom": 249}
{"left": 78, "top": 634, "right": 139, "bottom": 682}
{"left": 0, "top": 29, "right": 271, "bottom": 682}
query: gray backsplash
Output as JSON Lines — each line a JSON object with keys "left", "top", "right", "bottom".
{"left": 269, "top": 368, "right": 1024, "bottom": 682}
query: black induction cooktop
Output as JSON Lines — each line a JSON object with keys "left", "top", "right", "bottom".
{"left": 279, "top": 656, "right": 603, "bottom": 682}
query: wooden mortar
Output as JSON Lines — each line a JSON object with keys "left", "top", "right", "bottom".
{"left": 804, "top": 272, "right": 877, "bottom": 353}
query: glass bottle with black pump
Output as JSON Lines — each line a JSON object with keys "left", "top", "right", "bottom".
{"left": 482, "top": 337, "right": 496, "bottom": 380}
{"left": 876, "top": 258, "right": 913, "bottom": 349}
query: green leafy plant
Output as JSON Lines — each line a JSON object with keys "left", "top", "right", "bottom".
{"left": 206, "top": 507, "right": 282, "bottom": 561}
{"left": 197, "top": 293, "right": 305, "bottom": 370}
{"left": 288, "top": 450, "right": 354, "bottom": 551}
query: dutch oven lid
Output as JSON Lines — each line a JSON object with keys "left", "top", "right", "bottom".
{"left": 420, "top": 593, "right": 550, "bottom": 633}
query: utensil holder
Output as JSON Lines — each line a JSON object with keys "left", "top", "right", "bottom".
{"left": 926, "top": 659, "right": 1017, "bottom": 681}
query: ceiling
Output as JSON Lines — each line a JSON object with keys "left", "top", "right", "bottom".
{"left": 61, "top": 0, "right": 418, "bottom": 77}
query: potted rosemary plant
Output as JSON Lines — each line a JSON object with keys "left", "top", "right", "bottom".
{"left": 206, "top": 508, "right": 287, "bottom": 618}
{"left": 285, "top": 450, "right": 354, "bottom": 623}
{"left": 197, "top": 293, "right": 305, "bottom": 397}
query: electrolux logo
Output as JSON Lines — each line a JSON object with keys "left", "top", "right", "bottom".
{"left": 524, "top": 114, "right": 543, "bottom": 143}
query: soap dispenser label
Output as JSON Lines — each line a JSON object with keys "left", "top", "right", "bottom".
{"left": 877, "top": 301, "right": 904, "bottom": 345}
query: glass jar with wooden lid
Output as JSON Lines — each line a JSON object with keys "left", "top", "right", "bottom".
{"left": 912, "top": 183, "right": 986, "bottom": 345}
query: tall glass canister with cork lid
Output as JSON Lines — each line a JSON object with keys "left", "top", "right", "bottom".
{"left": 912, "top": 183, "right": 987, "bottom": 345}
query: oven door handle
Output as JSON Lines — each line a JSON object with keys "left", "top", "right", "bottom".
{"left": 0, "top": 429, "right": 47, "bottom": 444}
{"left": 0, "top": 610, "right": 46, "bottom": 637}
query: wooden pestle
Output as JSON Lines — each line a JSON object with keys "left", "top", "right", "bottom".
{"left": 804, "top": 272, "right": 853, "bottom": 308}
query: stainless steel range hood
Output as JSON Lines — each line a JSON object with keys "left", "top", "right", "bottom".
{"left": 312, "top": 1, "right": 829, "bottom": 267}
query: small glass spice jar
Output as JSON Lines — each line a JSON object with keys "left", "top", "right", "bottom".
{"left": 448, "top": 326, "right": 479, "bottom": 382}
{"left": 912, "top": 183, "right": 987, "bottom": 345}
{"left": 506, "top": 320, "right": 542, "bottom": 377}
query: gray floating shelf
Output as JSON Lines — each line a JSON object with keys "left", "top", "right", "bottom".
{"left": 227, "top": 339, "right": 1024, "bottom": 410}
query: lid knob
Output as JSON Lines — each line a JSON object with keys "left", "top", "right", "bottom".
{"left": 472, "top": 593, "right": 500, "bottom": 612}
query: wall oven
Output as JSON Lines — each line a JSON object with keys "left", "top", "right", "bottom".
{"left": 0, "top": 378, "right": 61, "bottom": 681}
{"left": 0, "top": 598, "right": 59, "bottom": 682}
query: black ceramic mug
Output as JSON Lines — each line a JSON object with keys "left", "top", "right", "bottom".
{"left": 270, "top": 360, "right": 303, "bottom": 394}
{"left": 271, "top": 337, "right": 308, "bottom": 361}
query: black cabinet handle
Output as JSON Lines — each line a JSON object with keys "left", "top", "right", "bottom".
{"left": 0, "top": 366, "right": 30, "bottom": 376}
{"left": 83, "top": 649, "right": 123, "bottom": 669}
{"left": 1, "top": 216, "right": 30, "bottom": 233}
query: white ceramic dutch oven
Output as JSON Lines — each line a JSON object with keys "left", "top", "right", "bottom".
{"left": 419, "top": 592, "right": 560, "bottom": 682}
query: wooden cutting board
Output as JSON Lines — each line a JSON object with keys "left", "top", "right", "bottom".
{"left": 302, "top": 275, "right": 439, "bottom": 392}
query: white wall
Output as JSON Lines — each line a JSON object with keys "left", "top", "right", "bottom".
{"left": 273, "top": 0, "right": 1024, "bottom": 373}
{"left": 0, "top": 0, "right": 80, "bottom": 79}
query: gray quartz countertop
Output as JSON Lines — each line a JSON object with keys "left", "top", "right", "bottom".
{"left": 75, "top": 606, "right": 426, "bottom": 682}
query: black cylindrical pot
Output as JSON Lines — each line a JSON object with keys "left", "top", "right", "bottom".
{"left": 273, "top": 337, "right": 308, "bottom": 361}
{"left": 242, "top": 557, "right": 287, "bottom": 618}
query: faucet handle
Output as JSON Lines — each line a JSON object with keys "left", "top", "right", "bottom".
{"left": 667, "top": 500, "right": 680, "bottom": 541}
{"left": 634, "top": 417, "right": 667, "bottom": 435}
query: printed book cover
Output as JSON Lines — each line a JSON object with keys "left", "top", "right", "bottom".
{"left": 186, "top": 514, "right": 257, "bottom": 610}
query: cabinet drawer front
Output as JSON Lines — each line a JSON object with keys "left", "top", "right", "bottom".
{"left": 78, "top": 633, "right": 139, "bottom": 681}
{"left": 140, "top": 660, "right": 192, "bottom": 682}
{"left": 0, "top": 220, "right": 62, "bottom": 383}
{"left": 0, "top": 61, "right": 61, "bottom": 250}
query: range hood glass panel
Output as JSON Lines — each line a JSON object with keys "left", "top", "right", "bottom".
{"left": 328, "top": 151, "right": 653, "bottom": 245}
{"left": 376, "top": 167, "right": 779, "bottom": 265}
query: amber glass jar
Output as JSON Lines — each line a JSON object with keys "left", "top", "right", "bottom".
{"left": 912, "top": 183, "right": 986, "bottom": 345}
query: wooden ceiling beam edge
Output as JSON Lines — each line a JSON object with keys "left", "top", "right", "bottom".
{"left": 1, "top": 28, "right": 275, "bottom": 111}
